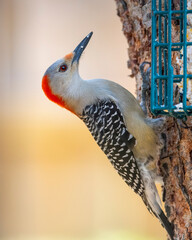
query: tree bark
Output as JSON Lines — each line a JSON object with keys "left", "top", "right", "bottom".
{"left": 115, "top": 0, "right": 192, "bottom": 239}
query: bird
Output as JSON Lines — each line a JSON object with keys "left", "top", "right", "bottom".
{"left": 42, "top": 32, "right": 174, "bottom": 240}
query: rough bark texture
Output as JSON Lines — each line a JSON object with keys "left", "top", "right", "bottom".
{"left": 115, "top": 0, "right": 192, "bottom": 239}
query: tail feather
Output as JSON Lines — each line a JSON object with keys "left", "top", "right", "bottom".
{"left": 158, "top": 210, "right": 174, "bottom": 240}
{"left": 138, "top": 164, "right": 174, "bottom": 239}
{"left": 141, "top": 194, "right": 174, "bottom": 240}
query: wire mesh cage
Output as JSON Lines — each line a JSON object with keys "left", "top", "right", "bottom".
{"left": 151, "top": 0, "right": 192, "bottom": 119}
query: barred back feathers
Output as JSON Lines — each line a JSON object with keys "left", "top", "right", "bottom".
{"left": 80, "top": 99, "right": 145, "bottom": 196}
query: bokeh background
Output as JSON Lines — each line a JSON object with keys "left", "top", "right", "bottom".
{"left": 0, "top": 0, "right": 166, "bottom": 239}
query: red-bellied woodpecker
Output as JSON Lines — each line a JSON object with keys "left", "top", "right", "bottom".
{"left": 42, "top": 32, "right": 174, "bottom": 240}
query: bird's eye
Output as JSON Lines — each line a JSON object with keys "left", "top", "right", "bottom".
{"left": 59, "top": 64, "right": 68, "bottom": 72}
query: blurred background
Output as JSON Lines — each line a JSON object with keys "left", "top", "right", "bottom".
{"left": 0, "top": 0, "right": 166, "bottom": 239}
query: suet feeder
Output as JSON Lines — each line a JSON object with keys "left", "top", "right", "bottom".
{"left": 151, "top": 0, "right": 192, "bottom": 119}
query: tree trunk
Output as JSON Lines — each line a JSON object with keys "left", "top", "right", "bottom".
{"left": 115, "top": 0, "right": 192, "bottom": 239}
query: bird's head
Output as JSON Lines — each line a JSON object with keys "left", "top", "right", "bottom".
{"left": 42, "top": 32, "right": 93, "bottom": 111}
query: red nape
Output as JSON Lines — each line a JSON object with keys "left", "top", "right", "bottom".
{"left": 42, "top": 75, "right": 74, "bottom": 114}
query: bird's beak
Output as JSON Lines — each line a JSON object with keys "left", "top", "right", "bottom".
{"left": 72, "top": 32, "right": 93, "bottom": 64}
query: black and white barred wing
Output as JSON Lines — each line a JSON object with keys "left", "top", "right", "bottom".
{"left": 80, "top": 99, "right": 145, "bottom": 197}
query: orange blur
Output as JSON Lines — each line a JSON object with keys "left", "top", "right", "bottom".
{"left": 64, "top": 52, "right": 74, "bottom": 61}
